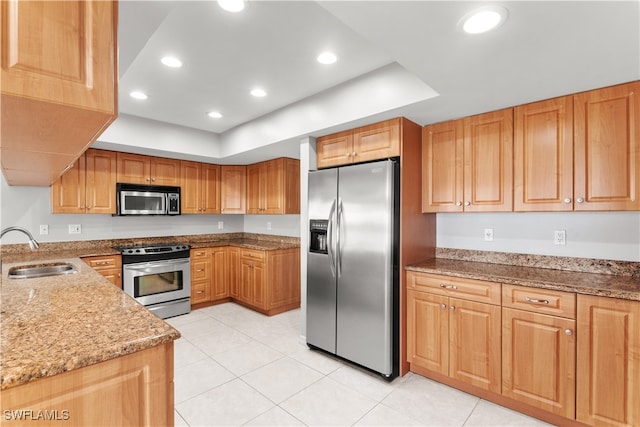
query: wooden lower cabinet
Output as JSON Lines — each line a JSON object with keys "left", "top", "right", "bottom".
{"left": 82, "top": 254, "right": 122, "bottom": 288}
{"left": 0, "top": 343, "right": 174, "bottom": 426}
{"left": 190, "top": 246, "right": 299, "bottom": 315}
{"left": 577, "top": 294, "right": 640, "bottom": 427}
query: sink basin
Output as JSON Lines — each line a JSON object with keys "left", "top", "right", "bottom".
{"left": 8, "top": 262, "right": 79, "bottom": 279}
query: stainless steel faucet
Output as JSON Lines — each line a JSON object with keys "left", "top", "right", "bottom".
{"left": 0, "top": 226, "right": 39, "bottom": 250}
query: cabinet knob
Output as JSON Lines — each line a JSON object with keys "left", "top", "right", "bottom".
{"left": 456, "top": 201, "right": 462, "bottom": 206}
{"left": 345, "top": 153, "right": 351, "bottom": 157}
{"left": 146, "top": 177, "right": 151, "bottom": 181}
{"left": 464, "top": 201, "right": 471, "bottom": 206}
{"left": 196, "top": 290, "right": 204, "bottom": 294}
{"left": 352, "top": 152, "right": 357, "bottom": 157}
{"left": 196, "top": 269, "right": 204, "bottom": 272}
{"left": 577, "top": 197, "right": 585, "bottom": 203}
{"left": 449, "top": 306, "right": 456, "bottom": 311}
{"left": 151, "top": 178, "right": 156, "bottom": 182}
{"left": 565, "top": 329, "right": 573, "bottom": 336}
{"left": 563, "top": 198, "right": 572, "bottom": 204}
{"left": 440, "top": 303, "right": 446, "bottom": 309}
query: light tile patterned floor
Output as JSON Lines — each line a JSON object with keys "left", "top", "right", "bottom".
{"left": 167, "top": 303, "right": 554, "bottom": 427}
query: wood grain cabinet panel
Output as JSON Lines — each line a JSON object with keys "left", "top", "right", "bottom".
{"left": 577, "top": 294, "right": 640, "bottom": 427}
{"left": 220, "top": 166, "right": 246, "bottom": 214}
{"left": 574, "top": 81, "right": 640, "bottom": 211}
{"left": 422, "top": 108, "right": 513, "bottom": 212}
{"left": 514, "top": 96, "right": 574, "bottom": 211}
{"left": 247, "top": 158, "right": 299, "bottom": 214}
{"left": 316, "top": 130, "right": 353, "bottom": 168}
{"left": 180, "top": 161, "right": 220, "bottom": 214}
{"left": 51, "top": 149, "right": 117, "bottom": 214}
{"left": 117, "top": 153, "right": 180, "bottom": 186}
{"left": 82, "top": 254, "right": 122, "bottom": 288}
{"left": 1, "top": 0, "right": 118, "bottom": 185}
{"left": 407, "top": 289, "right": 449, "bottom": 375}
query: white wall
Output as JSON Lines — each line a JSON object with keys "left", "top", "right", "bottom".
{"left": 243, "top": 215, "right": 300, "bottom": 237}
{"left": 437, "top": 211, "right": 640, "bottom": 262}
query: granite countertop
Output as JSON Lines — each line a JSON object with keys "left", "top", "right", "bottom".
{"left": 0, "top": 258, "right": 181, "bottom": 390}
{"left": 407, "top": 256, "right": 640, "bottom": 302}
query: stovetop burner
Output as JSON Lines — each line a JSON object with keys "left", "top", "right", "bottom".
{"left": 114, "top": 243, "right": 191, "bottom": 256}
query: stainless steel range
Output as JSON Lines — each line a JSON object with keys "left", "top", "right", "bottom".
{"left": 116, "top": 243, "right": 191, "bottom": 319}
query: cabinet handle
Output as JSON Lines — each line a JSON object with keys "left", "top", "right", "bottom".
{"left": 524, "top": 296, "right": 549, "bottom": 305}
{"left": 352, "top": 152, "right": 357, "bottom": 157}
{"left": 563, "top": 198, "right": 572, "bottom": 204}
{"left": 196, "top": 269, "right": 204, "bottom": 272}
{"left": 576, "top": 197, "right": 585, "bottom": 203}
{"left": 440, "top": 303, "right": 446, "bottom": 309}
{"left": 456, "top": 201, "right": 462, "bottom": 206}
{"left": 345, "top": 153, "right": 351, "bottom": 157}
{"left": 449, "top": 306, "right": 456, "bottom": 311}
{"left": 565, "top": 329, "right": 573, "bottom": 336}
{"left": 440, "top": 284, "right": 458, "bottom": 290}
{"left": 196, "top": 290, "right": 204, "bottom": 294}
{"left": 146, "top": 177, "right": 151, "bottom": 181}
{"left": 95, "top": 261, "right": 109, "bottom": 266}
{"left": 464, "top": 201, "right": 471, "bottom": 206}
{"left": 151, "top": 177, "right": 156, "bottom": 182}
{"left": 118, "top": 273, "right": 121, "bottom": 277}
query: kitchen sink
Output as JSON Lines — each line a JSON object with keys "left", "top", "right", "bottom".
{"left": 8, "top": 262, "right": 78, "bottom": 279}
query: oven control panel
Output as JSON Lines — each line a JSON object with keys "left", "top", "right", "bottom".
{"left": 117, "top": 244, "right": 190, "bottom": 255}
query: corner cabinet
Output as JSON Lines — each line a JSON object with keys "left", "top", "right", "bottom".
{"left": 51, "top": 149, "right": 117, "bottom": 214}
{"left": 247, "top": 158, "right": 300, "bottom": 214}
{"left": 181, "top": 161, "right": 221, "bottom": 214}
{"left": 422, "top": 108, "right": 513, "bottom": 212}
{"left": 317, "top": 118, "right": 401, "bottom": 168}
{"left": 1, "top": 0, "right": 118, "bottom": 186}
{"left": 577, "top": 294, "right": 640, "bottom": 427}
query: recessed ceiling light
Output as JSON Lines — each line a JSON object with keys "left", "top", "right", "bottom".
{"left": 317, "top": 51, "right": 338, "bottom": 65}
{"left": 460, "top": 6, "right": 508, "bottom": 34}
{"left": 208, "top": 111, "right": 223, "bottom": 119}
{"left": 218, "top": 0, "right": 244, "bottom": 12}
{"left": 161, "top": 56, "right": 182, "bottom": 68}
{"left": 250, "top": 88, "right": 267, "bottom": 97}
{"left": 129, "top": 91, "right": 148, "bottom": 100}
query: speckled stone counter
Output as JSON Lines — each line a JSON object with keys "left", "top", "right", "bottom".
{"left": 0, "top": 258, "right": 180, "bottom": 390}
{"left": 407, "top": 249, "right": 640, "bottom": 302}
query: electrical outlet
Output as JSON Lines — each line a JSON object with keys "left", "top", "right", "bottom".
{"left": 554, "top": 230, "right": 566, "bottom": 245}
{"left": 68, "top": 224, "right": 81, "bottom": 234}
{"left": 39, "top": 224, "right": 49, "bottom": 235}
{"left": 484, "top": 228, "right": 494, "bottom": 241}
{"left": 218, "top": 221, "right": 224, "bottom": 230}
{"left": 267, "top": 222, "right": 272, "bottom": 230}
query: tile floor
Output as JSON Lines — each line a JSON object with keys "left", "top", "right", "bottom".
{"left": 166, "top": 303, "right": 554, "bottom": 427}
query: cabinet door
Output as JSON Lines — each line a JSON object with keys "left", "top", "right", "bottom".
{"left": 180, "top": 160, "right": 201, "bottom": 214}
{"left": 267, "top": 249, "right": 300, "bottom": 309}
{"left": 514, "top": 96, "right": 574, "bottom": 211}
{"left": 210, "top": 247, "right": 228, "bottom": 300}
{"left": 239, "top": 259, "right": 254, "bottom": 303}
{"left": 227, "top": 247, "right": 240, "bottom": 299}
{"left": 353, "top": 118, "right": 400, "bottom": 163}
{"left": 317, "top": 130, "right": 353, "bottom": 168}
{"left": 264, "top": 159, "right": 286, "bottom": 214}
{"left": 85, "top": 149, "right": 117, "bottom": 214}
{"left": 252, "top": 262, "right": 266, "bottom": 309}
{"left": 449, "top": 298, "right": 501, "bottom": 393}
{"left": 503, "top": 308, "right": 576, "bottom": 418}
{"left": 246, "top": 163, "right": 264, "bottom": 214}
{"left": 51, "top": 154, "right": 86, "bottom": 213}
{"left": 422, "top": 120, "right": 464, "bottom": 212}
{"left": 463, "top": 109, "right": 514, "bottom": 212}
{"left": 221, "top": 166, "right": 246, "bottom": 214}
{"left": 574, "top": 81, "right": 640, "bottom": 211}
{"left": 284, "top": 158, "right": 300, "bottom": 214}
{"left": 577, "top": 295, "right": 640, "bottom": 426}
{"left": 406, "top": 289, "right": 449, "bottom": 375}
{"left": 151, "top": 157, "right": 180, "bottom": 186}
{"left": 201, "top": 163, "right": 221, "bottom": 214}
{"left": 117, "top": 153, "right": 151, "bottom": 184}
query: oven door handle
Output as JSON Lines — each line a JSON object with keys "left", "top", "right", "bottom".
{"left": 123, "top": 258, "right": 190, "bottom": 271}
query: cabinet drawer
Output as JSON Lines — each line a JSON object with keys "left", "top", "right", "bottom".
{"left": 191, "top": 260, "right": 209, "bottom": 281}
{"left": 191, "top": 248, "right": 210, "bottom": 259}
{"left": 407, "top": 272, "right": 500, "bottom": 305}
{"left": 502, "top": 284, "right": 575, "bottom": 319}
{"left": 240, "top": 248, "right": 265, "bottom": 261}
{"left": 83, "top": 255, "right": 121, "bottom": 271}
{"left": 191, "top": 282, "right": 209, "bottom": 304}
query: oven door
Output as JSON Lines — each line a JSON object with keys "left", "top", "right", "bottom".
{"left": 119, "top": 190, "right": 167, "bottom": 215}
{"left": 123, "top": 258, "right": 191, "bottom": 306}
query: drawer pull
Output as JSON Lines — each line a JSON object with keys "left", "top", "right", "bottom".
{"left": 565, "top": 329, "right": 573, "bottom": 336}
{"left": 440, "top": 303, "right": 446, "bottom": 309}
{"left": 196, "top": 290, "right": 204, "bottom": 294}
{"left": 196, "top": 269, "right": 205, "bottom": 272}
{"left": 95, "top": 261, "right": 109, "bottom": 266}
{"left": 524, "top": 296, "right": 549, "bottom": 305}
{"left": 449, "top": 306, "right": 456, "bottom": 311}
{"left": 440, "top": 284, "right": 458, "bottom": 290}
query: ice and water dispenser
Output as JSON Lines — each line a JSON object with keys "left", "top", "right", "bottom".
{"left": 309, "top": 219, "right": 328, "bottom": 254}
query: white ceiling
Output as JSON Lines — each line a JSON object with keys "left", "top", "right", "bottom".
{"left": 109, "top": 0, "right": 640, "bottom": 162}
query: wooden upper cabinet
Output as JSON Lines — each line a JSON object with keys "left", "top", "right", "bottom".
{"left": 247, "top": 158, "right": 300, "bottom": 214}
{"left": 1, "top": 0, "right": 118, "bottom": 186}
{"left": 316, "top": 118, "right": 400, "bottom": 168}
{"left": 422, "top": 109, "right": 513, "bottom": 212}
{"left": 514, "top": 96, "right": 574, "bottom": 211}
{"left": 577, "top": 294, "right": 640, "bottom": 426}
{"left": 117, "top": 153, "right": 180, "bottom": 186}
{"left": 221, "top": 165, "right": 247, "bottom": 214}
{"left": 180, "top": 161, "right": 220, "bottom": 214}
{"left": 51, "top": 149, "right": 116, "bottom": 214}
{"left": 574, "top": 81, "right": 640, "bottom": 211}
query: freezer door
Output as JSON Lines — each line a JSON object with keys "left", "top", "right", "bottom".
{"left": 336, "top": 160, "right": 395, "bottom": 375}
{"left": 306, "top": 168, "right": 338, "bottom": 353}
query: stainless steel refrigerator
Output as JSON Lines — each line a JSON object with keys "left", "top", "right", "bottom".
{"left": 307, "top": 159, "right": 399, "bottom": 379}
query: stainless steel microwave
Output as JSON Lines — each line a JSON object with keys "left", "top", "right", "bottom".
{"left": 116, "top": 183, "right": 181, "bottom": 216}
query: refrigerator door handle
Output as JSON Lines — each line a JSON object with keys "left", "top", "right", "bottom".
{"left": 337, "top": 198, "right": 344, "bottom": 278}
{"left": 327, "top": 199, "right": 337, "bottom": 278}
